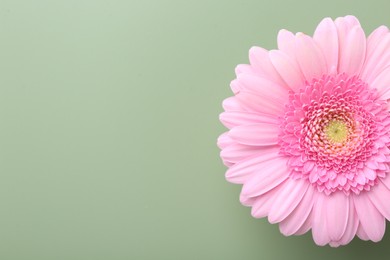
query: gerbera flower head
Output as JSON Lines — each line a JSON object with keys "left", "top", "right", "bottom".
{"left": 218, "top": 15, "right": 390, "bottom": 247}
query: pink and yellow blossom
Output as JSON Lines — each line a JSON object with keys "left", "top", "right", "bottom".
{"left": 218, "top": 15, "right": 390, "bottom": 247}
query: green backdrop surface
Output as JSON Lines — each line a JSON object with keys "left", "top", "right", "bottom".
{"left": 2, "top": 0, "right": 390, "bottom": 259}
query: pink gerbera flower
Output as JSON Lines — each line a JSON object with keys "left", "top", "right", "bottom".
{"left": 218, "top": 15, "right": 390, "bottom": 247}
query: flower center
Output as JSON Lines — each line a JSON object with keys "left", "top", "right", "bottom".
{"left": 278, "top": 73, "right": 390, "bottom": 195}
{"left": 324, "top": 120, "right": 349, "bottom": 144}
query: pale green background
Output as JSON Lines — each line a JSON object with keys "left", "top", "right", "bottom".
{"left": 1, "top": 0, "right": 390, "bottom": 259}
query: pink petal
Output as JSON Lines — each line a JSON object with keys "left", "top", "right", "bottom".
{"left": 279, "top": 185, "right": 315, "bottom": 236}
{"left": 312, "top": 192, "right": 331, "bottom": 246}
{"left": 329, "top": 242, "right": 341, "bottom": 248}
{"left": 338, "top": 26, "right": 366, "bottom": 76}
{"left": 335, "top": 16, "right": 359, "bottom": 37}
{"left": 240, "top": 193, "right": 256, "bottom": 206}
{"left": 362, "top": 25, "right": 389, "bottom": 76}
{"left": 219, "top": 111, "right": 279, "bottom": 129}
{"left": 313, "top": 17, "right": 339, "bottom": 73}
{"left": 251, "top": 185, "right": 283, "bottom": 218}
{"left": 221, "top": 160, "right": 233, "bottom": 167}
{"left": 368, "top": 181, "right": 390, "bottom": 221}
{"left": 356, "top": 224, "right": 370, "bottom": 241}
{"left": 381, "top": 174, "right": 390, "bottom": 190}
{"left": 353, "top": 193, "right": 386, "bottom": 242}
{"left": 241, "top": 157, "right": 289, "bottom": 197}
{"left": 222, "top": 97, "right": 242, "bottom": 112}
{"left": 368, "top": 25, "right": 389, "bottom": 49}
{"left": 249, "top": 47, "right": 288, "bottom": 88}
{"left": 229, "top": 79, "right": 240, "bottom": 94}
{"left": 269, "top": 50, "right": 305, "bottom": 92}
{"left": 237, "top": 73, "right": 288, "bottom": 104}
{"left": 326, "top": 192, "right": 349, "bottom": 241}
{"left": 235, "top": 91, "right": 284, "bottom": 115}
{"left": 268, "top": 179, "right": 309, "bottom": 223}
{"left": 361, "top": 33, "right": 390, "bottom": 83}
{"left": 371, "top": 67, "right": 390, "bottom": 100}
{"left": 221, "top": 144, "right": 279, "bottom": 165}
{"left": 295, "top": 33, "right": 327, "bottom": 81}
{"left": 217, "top": 132, "right": 233, "bottom": 150}
{"left": 334, "top": 17, "right": 348, "bottom": 64}
{"left": 228, "top": 123, "right": 279, "bottom": 146}
{"left": 277, "top": 29, "right": 295, "bottom": 55}
{"left": 294, "top": 210, "right": 313, "bottom": 235}
{"left": 337, "top": 196, "right": 359, "bottom": 245}
{"left": 225, "top": 148, "right": 281, "bottom": 184}
{"left": 334, "top": 17, "right": 362, "bottom": 75}
{"left": 235, "top": 64, "right": 254, "bottom": 76}
{"left": 344, "top": 15, "right": 361, "bottom": 27}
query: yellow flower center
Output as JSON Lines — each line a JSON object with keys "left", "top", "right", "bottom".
{"left": 324, "top": 120, "right": 349, "bottom": 143}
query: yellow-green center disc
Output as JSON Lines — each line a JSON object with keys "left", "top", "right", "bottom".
{"left": 324, "top": 120, "right": 349, "bottom": 143}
